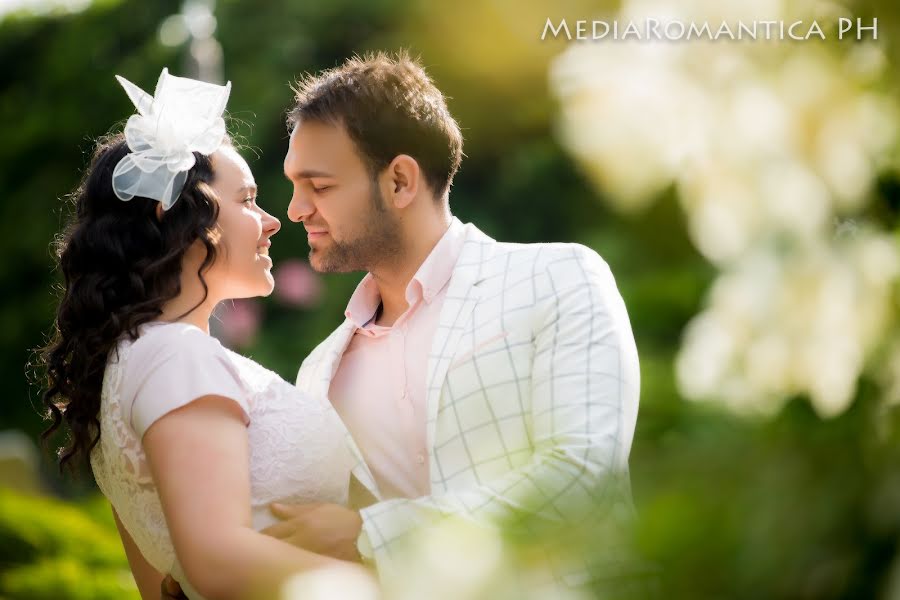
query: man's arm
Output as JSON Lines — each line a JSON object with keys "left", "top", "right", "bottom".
{"left": 356, "top": 245, "right": 640, "bottom": 578}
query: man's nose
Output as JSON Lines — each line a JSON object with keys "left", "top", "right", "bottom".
{"left": 287, "top": 189, "right": 313, "bottom": 223}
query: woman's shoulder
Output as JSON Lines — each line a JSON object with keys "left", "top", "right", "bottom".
{"left": 117, "top": 321, "right": 229, "bottom": 369}
{"left": 120, "top": 321, "right": 298, "bottom": 401}
{"left": 116, "top": 322, "right": 254, "bottom": 436}
{"left": 118, "top": 322, "right": 244, "bottom": 393}
{"left": 129, "top": 320, "right": 222, "bottom": 350}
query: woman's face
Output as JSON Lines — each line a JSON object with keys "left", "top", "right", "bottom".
{"left": 205, "top": 145, "right": 281, "bottom": 299}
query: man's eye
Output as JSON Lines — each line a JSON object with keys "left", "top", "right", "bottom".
{"left": 243, "top": 196, "right": 254, "bottom": 204}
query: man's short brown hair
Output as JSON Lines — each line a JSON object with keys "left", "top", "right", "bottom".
{"left": 287, "top": 50, "right": 463, "bottom": 201}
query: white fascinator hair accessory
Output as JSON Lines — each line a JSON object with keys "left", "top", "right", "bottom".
{"left": 112, "top": 68, "right": 232, "bottom": 210}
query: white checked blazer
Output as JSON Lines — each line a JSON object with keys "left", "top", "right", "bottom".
{"left": 295, "top": 219, "right": 640, "bottom": 583}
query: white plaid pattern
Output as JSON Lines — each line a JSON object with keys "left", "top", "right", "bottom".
{"left": 296, "top": 221, "right": 640, "bottom": 585}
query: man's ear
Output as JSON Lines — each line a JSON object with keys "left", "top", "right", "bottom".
{"left": 385, "top": 154, "right": 421, "bottom": 209}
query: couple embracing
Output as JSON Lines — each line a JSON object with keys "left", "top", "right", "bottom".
{"left": 40, "top": 51, "right": 640, "bottom": 599}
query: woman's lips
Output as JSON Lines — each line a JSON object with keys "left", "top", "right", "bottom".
{"left": 256, "top": 243, "right": 272, "bottom": 265}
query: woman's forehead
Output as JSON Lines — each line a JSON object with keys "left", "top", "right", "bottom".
{"left": 214, "top": 146, "right": 255, "bottom": 188}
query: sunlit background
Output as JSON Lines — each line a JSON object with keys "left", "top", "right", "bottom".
{"left": 1, "top": 0, "right": 899, "bottom": 597}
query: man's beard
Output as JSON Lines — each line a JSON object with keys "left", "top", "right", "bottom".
{"left": 309, "top": 182, "right": 404, "bottom": 273}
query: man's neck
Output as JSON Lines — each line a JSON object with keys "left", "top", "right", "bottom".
{"left": 370, "top": 216, "right": 451, "bottom": 327}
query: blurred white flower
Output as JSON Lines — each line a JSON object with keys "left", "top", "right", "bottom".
{"left": 380, "top": 517, "right": 590, "bottom": 600}
{"left": 387, "top": 518, "right": 505, "bottom": 600}
{"left": 677, "top": 231, "right": 899, "bottom": 417}
{"left": 551, "top": 0, "right": 900, "bottom": 417}
{"left": 281, "top": 564, "right": 379, "bottom": 600}
{"left": 550, "top": 2, "right": 898, "bottom": 261}
{"left": 551, "top": 42, "right": 706, "bottom": 212}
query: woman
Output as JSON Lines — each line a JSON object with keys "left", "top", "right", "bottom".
{"left": 39, "top": 69, "right": 356, "bottom": 599}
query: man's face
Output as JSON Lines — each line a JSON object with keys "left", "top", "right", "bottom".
{"left": 283, "top": 119, "right": 402, "bottom": 273}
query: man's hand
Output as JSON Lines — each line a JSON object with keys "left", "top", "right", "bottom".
{"left": 261, "top": 502, "right": 364, "bottom": 563}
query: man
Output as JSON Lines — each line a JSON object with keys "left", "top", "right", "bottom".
{"left": 164, "top": 49, "right": 639, "bottom": 598}
{"left": 270, "top": 50, "right": 640, "bottom": 586}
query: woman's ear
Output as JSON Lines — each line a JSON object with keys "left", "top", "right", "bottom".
{"left": 155, "top": 203, "right": 165, "bottom": 222}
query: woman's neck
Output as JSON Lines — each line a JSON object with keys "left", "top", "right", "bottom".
{"left": 157, "top": 271, "right": 218, "bottom": 334}
{"left": 157, "top": 304, "right": 213, "bottom": 333}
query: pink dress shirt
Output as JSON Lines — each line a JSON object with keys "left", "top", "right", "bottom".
{"left": 329, "top": 220, "right": 465, "bottom": 500}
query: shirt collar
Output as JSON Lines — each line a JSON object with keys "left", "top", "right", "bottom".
{"left": 343, "top": 217, "right": 466, "bottom": 329}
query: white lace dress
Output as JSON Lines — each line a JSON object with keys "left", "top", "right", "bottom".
{"left": 90, "top": 322, "right": 353, "bottom": 600}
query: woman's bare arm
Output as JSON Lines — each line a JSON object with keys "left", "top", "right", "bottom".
{"left": 142, "top": 394, "right": 342, "bottom": 600}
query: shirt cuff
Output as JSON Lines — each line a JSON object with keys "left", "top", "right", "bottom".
{"left": 356, "top": 527, "right": 375, "bottom": 565}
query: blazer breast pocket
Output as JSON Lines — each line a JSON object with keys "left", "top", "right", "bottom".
{"left": 448, "top": 331, "right": 510, "bottom": 371}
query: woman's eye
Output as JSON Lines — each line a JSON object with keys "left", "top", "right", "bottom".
{"left": 312, "top": 186, "right": 331, "bottom": 193}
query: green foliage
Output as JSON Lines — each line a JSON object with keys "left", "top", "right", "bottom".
{"left": 0, "top": 489, "right": 137, "bottom": 600}
{"left": 2, "top": 558, "right": 138, "bottom": 600}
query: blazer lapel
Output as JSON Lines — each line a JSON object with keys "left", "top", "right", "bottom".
{"left": 306, "top": 320, "right": 355, "bottom": 396}
{"left": 311, "top": 320, "right": 382, "bottom": 499}
{"left": 424, "top": 224, "right": 496, "bottom": 451}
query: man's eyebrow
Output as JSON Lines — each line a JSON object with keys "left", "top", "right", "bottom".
{"left": 237, "top": 184, "right": 258, "bottom": 194}
{"left": 287, "top": 169, "right": 336, "bottom": 179}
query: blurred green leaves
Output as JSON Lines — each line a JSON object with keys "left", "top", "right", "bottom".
{"left": 0, "top": 489, "right": 138, "bottom": 600}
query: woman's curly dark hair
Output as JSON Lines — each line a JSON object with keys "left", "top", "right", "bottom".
{"left": 38, "top": 132, "right": 229, "bottom": 473}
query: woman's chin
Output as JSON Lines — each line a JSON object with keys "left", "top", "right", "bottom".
{"left": 260, "top": 275, "right": 276, "bottom": 297}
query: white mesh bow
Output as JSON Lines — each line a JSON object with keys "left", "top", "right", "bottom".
{"left": 112, "top": 68, "right": 232, "bottom": 210}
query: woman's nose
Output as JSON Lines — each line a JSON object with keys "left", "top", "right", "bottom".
{"left": 263, "top": 210, "right": 281, "bottom": 236}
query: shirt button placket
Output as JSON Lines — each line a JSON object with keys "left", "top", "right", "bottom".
{"left": 398, "top": 327, "right": 409, "bottom": 405}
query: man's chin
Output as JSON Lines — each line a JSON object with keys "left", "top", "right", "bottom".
{"left": 308, "top": 249, "right": 327, "bottom": 273}
{"left": 309, "top": 249, "right": 343, "bottom": 274}
{"left": 309, "top": 249, "right": 367, "bottom": 274}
